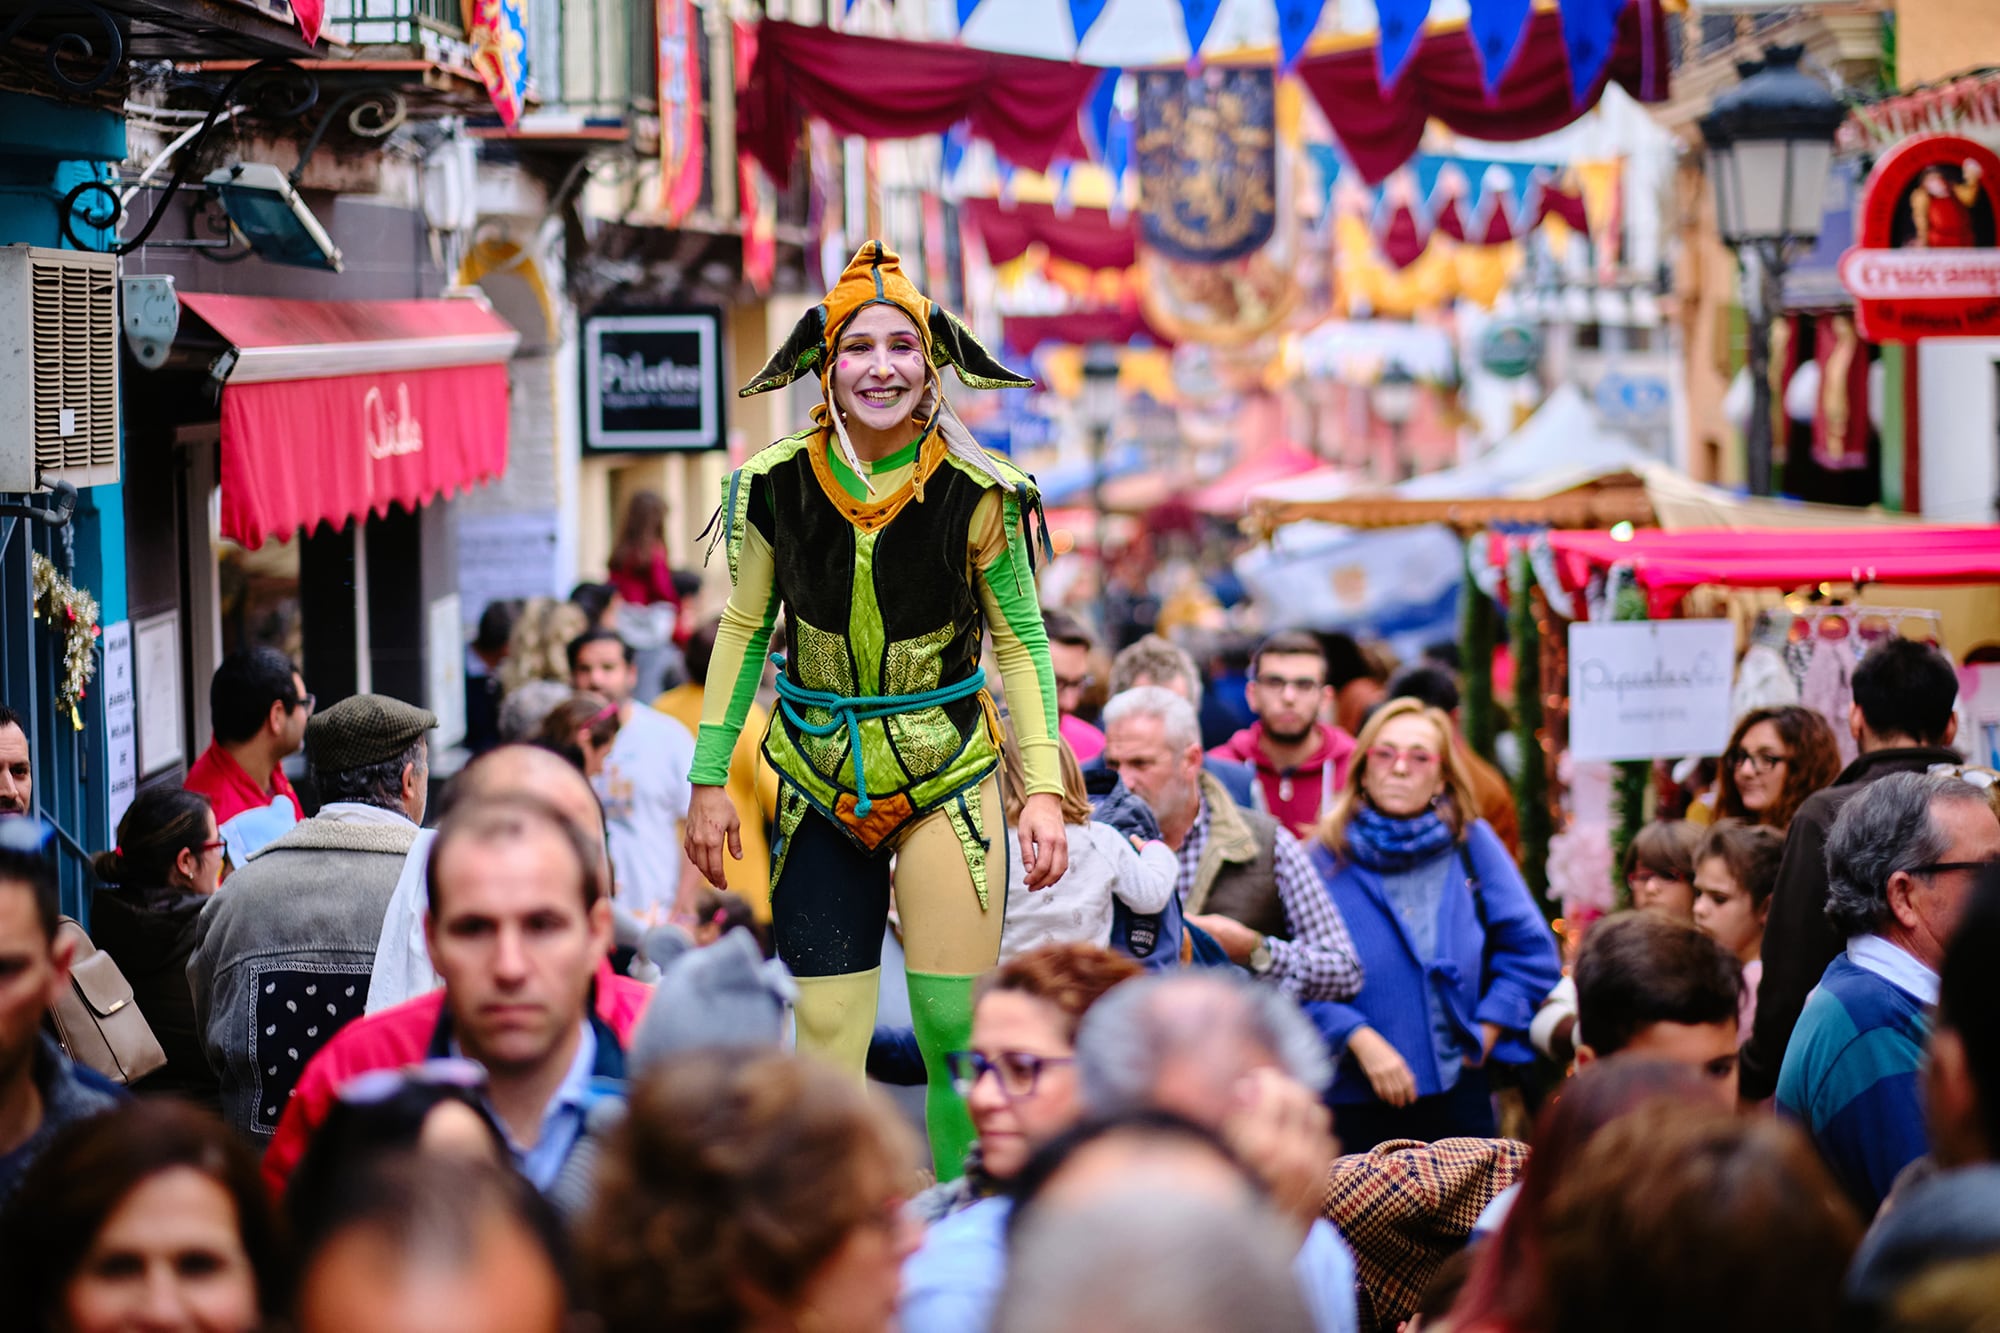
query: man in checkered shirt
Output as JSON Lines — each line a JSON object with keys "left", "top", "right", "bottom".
{"left": 1101, "top": 686, "right": 1362, "bottom": 1003}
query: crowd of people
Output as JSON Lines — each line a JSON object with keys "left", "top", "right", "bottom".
{"left": 3, "top": 240, "right": 1999, "bottom": 1333}
{"left": 1, "top": 619, "right": 1995, "bottom": 1332}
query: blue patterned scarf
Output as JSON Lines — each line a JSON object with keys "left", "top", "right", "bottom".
{"left": 1345, "top": 804, "right": 1456, "bottom": 874}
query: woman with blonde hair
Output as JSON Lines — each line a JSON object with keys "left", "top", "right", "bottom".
{"left": 1305, "top": 697, "right": 1561, "bottom": 1149}
{"left": 500, "top": 597, "right": 589, "bottom": 694}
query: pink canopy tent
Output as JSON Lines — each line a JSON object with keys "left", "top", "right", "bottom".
{"left": 1547, "top": 527, "right": 2000, "bottom": 617}
{"left": 1189, "top": 443, "right": 1324, "bottom": 517}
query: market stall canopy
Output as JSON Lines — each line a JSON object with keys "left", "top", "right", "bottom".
{"left": 1246, "top": 384, "right": 1651, "bottom": 531}
{"left": 178, "top": 292, "right": 520, "bottom": 550}
{"left": 965, "top": 198, "right": 1136, "bottom": 271}
{"left": 1547, "top": 527, "right": 2000, "bottom": 617}
{"left": 1190, "top": 443, "right": 1324, "bottom": 516}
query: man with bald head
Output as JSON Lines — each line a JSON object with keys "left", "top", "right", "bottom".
{"left": 264, "top": 753, "right": 652, "bottom": 1196}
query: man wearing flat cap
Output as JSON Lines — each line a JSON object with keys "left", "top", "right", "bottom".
{"left": 190, "top": 694, "right": 435, "bottom": 1143}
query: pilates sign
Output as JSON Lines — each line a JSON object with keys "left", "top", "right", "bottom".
{"left": 1568, "top": 620, "right": 1736, "bottom": 762}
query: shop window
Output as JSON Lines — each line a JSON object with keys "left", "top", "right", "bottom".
{"left": 219, "top": 532, "right": 303, "bottom": 663}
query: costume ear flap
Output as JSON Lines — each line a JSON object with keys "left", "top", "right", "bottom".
{"left": 927, "top": 307, "right": 1034, "bottom": 390}
{"left": 739, "top": 304, "right": 830, "bottom": 397}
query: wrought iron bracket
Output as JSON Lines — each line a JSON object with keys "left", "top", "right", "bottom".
{"left": 0, "top": 0, "right": 123, "bottom": 97}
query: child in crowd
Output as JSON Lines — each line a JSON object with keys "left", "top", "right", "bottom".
{"left": 998, "top": 739, "right": 1177, "bottom": 962}
{"left": 1692, "top": 821, "right": 1783, "bottom": 1044}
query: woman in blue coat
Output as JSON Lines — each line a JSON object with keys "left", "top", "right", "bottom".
{"left": 1305, "top": 698, "right": 1560, "bottom": 1149}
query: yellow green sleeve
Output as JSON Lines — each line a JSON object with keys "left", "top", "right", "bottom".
{"left": 694, "top": 519, "right": 779, "bottom": 786}
{"left": 974, "top": 491, "right": 1062, "bottom": 797}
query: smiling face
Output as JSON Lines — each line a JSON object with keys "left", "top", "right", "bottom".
{"left": 965, "top": 990, "right": 1082, "bottom": 1181}
{"left": 1730, "top": 720, "right": 1791, "bottom": 817}
{"left": 1360, "top": 713, "right": 1448, "bottom": 818}
{"left": 829, "top": 305, "right": 927, "bottom": 441}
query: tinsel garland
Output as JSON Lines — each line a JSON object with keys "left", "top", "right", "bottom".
{"left": 32, "top": 553, "right": 100, "bottom": 731}
{"left": 1606, "top": 567, "right": 1649, "bottom": 909}
{"left": 1459, "top": 536, "right": 1499, "bottom": 763}
{"left": 1509, "top": 545, "right": 1552, "bottom": 909}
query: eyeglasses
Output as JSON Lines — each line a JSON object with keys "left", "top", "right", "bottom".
{"left": 1367, "top": 745, "right": 1439, "bottom": 771}
{"left": 946, "top": 1050, "right": 1073, "bottom": 1099}
{"left": 337, "top": 1058, "right": 489, "bottom": 1106}
{"left": 197, "top": 839, "right": 227, "bottom": 855}
{"left": 290, "top": 692, "right": 317, "bottom": 714}
{"left": 1628, "top": 870, "right": 1688, "bottom": 893}
{"left": 1725, "top": 749, "right": 1788, "bottom": 775}
{"left": 1055, "top": 673, "right": 1094, "bottom": 694}
{"left": 1910, "top": 860, "right": 2000, "bottom": 878}
{"left": 0, "top": 817, "right": 54, "bottom": 853}
{"left": 1255, "top": 674, "right": 1325, "bottom": 696}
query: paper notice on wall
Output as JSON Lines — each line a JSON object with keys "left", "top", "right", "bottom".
{"left": 101, "top": 621, "right": 138, "bottom": 833}
{"left": 134, "top": 611, "right": 185, "bottom": 776}
{"left": 428, "top": 594, "right": 467, "bottom": 750}
{"left": 1568, "top": 620, "right": 1737, "bottom": 762}
{"left": 455, "top": 510, "right": 561, "bottom": 632}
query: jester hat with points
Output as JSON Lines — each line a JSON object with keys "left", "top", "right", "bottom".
{"left": 740, "top": 240, "right": 1033, "bottom": 398}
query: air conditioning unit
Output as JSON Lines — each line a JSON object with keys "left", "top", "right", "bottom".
{"left": 0, "top": 245, "right": 122, "bottom": 493}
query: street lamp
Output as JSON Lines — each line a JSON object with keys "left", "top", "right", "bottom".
{"left": 1700, "top": 44, "right": 1845, "bottom": 496}
{"left": 1371, "top": 360, "right": 1419, "bottom": 480}
{"left": 1079, "top": 342, "right": 1122, "bottom": 626}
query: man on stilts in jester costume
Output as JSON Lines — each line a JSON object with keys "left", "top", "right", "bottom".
{"left": 684, "top": 241, "right": 1069, "bottom": 1177}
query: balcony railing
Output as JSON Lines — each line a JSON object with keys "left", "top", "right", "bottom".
{"left": 324, "top": 0, "right": 467, "bottom": 47}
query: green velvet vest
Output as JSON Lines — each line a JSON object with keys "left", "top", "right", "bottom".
{"left": 722, "top": 431, "right": 1035, "bottom": 855}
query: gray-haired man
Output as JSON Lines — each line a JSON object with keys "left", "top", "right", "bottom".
{"left": 1778, "top": 771, "right": 2000, "bottom": 1214}
{"left": 1075, "top": 970, "right": 1358, "bottom": 1333}
{"left": 191, "top": 694, "right": 434, "bottom": 1141}
{"left": 1100, "top": 687, "right": 1360, "bottom": 1003}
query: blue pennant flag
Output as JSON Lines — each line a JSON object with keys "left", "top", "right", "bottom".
{"left": 1069, "top": 0, "right": 1111, "bottom": 46}
{"left": 1277, "top": 0, "right": 1329, "bottom": 69}
{"left": 1467, "top": 0, "right": 1534, "bottom": 93}
{"left": 1082, "top": 68, "right": 1121, "bottom": 160}
{"left": 1180, "top": 0, "right": 1224, "bottom": 61}
{"left": 1557, "top": 0, "right": 1626, "bottom": 99}
{"left": 957, "top": 0, "right": 983, "bottom": 26}
{"left": 1374, "top": 0, "right": 1431, "bottom": 87}
{"left": 941, "top": 122, "right": 970, "bottom": 187}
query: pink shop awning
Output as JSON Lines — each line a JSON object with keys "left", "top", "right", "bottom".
{"left": 1546, "top": 527, "right": 2000, "bottom": 617}
{"left": 179, "top": 293, "right": 521, "bottom": 549}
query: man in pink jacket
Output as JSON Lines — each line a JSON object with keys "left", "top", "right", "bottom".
{"left": 1211, "top": 631, "right": 1357, "bottom": 839}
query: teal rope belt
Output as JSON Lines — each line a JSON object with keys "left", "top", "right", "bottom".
{"left": 770, "top": 652, "right": 987, "bottom": 817}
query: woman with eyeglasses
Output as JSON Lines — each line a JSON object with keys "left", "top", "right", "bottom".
{"left": 89, "top": 785, "right": 226, "bottom": 1107}
{"left": 1713, "top": 705, "right": 1842, "bottom": 832}
{"left": 1304, "top": 698, "right": 1562, "bottom": 1150}
{"left": 1622, "top": 820, "right": 1702, "bottom": 921}
{"left": 899, "top": 943, "right": 1143, "bottom": 1333}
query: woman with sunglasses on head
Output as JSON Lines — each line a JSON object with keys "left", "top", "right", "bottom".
{"left": 90, "top": 785, "right": 226, "bottom": 1107}
{"left": 1305, "top": 698, "right": 1561, "bottom": 1150}
{"left": 533, "top": 691, "right": 623, "bottom": 779}
{"left": 1714, "top": 705, "right": 1843, "bottom": 833}
{"left": 282, "top": 1060, "right": 514, "bottom": 1252}
{"left": 900, "top": 943, "right": 1142, "bottom": 1333}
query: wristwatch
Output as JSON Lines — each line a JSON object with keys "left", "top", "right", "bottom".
{"left": 1247, "top": 938, "right": 1275, "bottom": 976}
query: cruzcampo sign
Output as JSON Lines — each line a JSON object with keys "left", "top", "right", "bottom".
{"left": 1840, "top": 134, "right": 2000, "bottom": 342}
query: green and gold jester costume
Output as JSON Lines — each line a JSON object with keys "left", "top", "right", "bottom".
{"left": 692, "top": 242, "right": 1062, "bottom": 1177}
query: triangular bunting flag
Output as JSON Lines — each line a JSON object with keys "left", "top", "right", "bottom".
{"left": 1378, "top": 202, "right": 1427, "bottom": 269}
{"left": 941, "top": 122, "right": 970, "bottom": 188}
{"left": 1467, "top": 0, "right": 1534, "bottom": 94}
{"left": 1556, "top": 0, "right": 1628, "bottom": 101}
{"left": 1276, "top": 0, "right": 1329, "bottom": 69}
{"left": 957, "top": 0, "right": 983, "bottom": 27}
{"left": 1181, "top": 0, "right": 1225, "bottom": 63}
{"left": 1433, "top": 195, "right": 1468, "bottom": 243}
{"left": 1373, "top": 0, "right": 1431, "bottom": 89}
{"left": 1068, "top": 0, "right": 1111, "bottom": 46}
{"left": 1082, "top": 68, "right": 1121, "bottom": 161}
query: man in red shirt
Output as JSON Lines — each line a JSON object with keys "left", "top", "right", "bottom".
{"left": 1212, "top": 632, "right": 1357, "bottom": 839}
{"left": 184, "top": 647, "right": 311, "bottom": 865}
